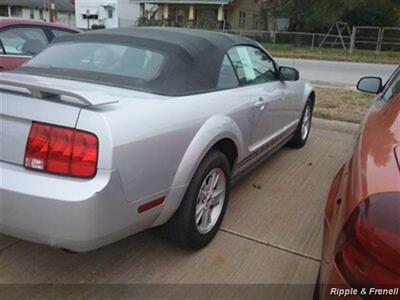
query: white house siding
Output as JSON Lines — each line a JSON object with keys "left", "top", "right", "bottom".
{"left": 118, "top": 1, "right": 140, "bottom": 27}
{"left": 75, "top": 0, "right": 139, "bottom": 29}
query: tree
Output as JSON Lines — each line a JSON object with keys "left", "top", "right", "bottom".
{"left": 282, "top": 0, "right": 353, "bottom": 31}
{"left": 341, "top": 0, "right": 399, "bottom": 27}
{"left": 261, "top": 0, "right": 399, "bottom": 32}
{"left": 262, "top": 0, "right": 353, "bottom": 32}
{"left": 260, "top": 0, "right": 291, "bottom": 31}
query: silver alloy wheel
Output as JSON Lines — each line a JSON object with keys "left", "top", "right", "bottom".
{"left": 195, "top": 168, "right": 226, "bottom": 235}
{"left": 301, "top": 105, "right": 312, "bottom": 141}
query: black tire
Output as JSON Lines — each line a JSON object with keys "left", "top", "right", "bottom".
{"left": 163, "top": 150, "right": 231, "bottom": 250}
{"left": 288, "top": 100, "right": 313, "bottom": 148}
{"left": 313, "top": 270, "right": 320, "bottom": 300}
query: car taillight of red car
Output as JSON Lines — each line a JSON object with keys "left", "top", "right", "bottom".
{"left": 335, "top": 193, "right": 400, "bottom": 298}
{"left": 24, "top": 122, "right": 99, "bottom": 178}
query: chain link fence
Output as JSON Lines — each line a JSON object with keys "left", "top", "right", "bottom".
{"left": 133, "top": 21, "right": 399, "bottom": 54}
{"left": 222, "top": 26, "right": 399, "bottom": 53}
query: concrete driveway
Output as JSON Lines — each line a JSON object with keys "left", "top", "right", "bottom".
{"left": 277, "top": 58, "right": 398, "bottom": 86}
{"left": 0, "top": 119, "right": 357, "bottom": 299}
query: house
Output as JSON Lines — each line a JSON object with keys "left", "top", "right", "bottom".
{"left": 75, "top": 0, "right": 140, "bottom": 29}
{"left": 132, "top": 0, "right": 265, "bottom": 30}
{"left": 0, "top": 0, "right": 75, "bottom": 27}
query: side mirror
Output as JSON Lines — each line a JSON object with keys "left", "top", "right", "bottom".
{"left": 357, "top": 77, "right": 383, "bottom": 94}
{"left": 279, "top": 66, "right": 300, "bottom": 81}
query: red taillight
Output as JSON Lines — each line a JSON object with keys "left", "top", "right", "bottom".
{"left": 335, "top": 193, "right": 400, "bottom": 288}
{"left": 25, "top": 122, "right": 98, "bottom": 178}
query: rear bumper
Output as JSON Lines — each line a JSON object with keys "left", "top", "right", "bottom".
{"left": 318, "top": 175, "right": 359, "bottom": 300}
{"left": 0, "top": 162, "right": 165, "bottom": 252}
{"left": 319, "top": 260, "right": 360, "bottom": 300}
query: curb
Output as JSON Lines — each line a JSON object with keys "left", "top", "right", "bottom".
{"left": 311, "top": 81, "right": 355, "bottom": 89}
{"left": 313, "top": 118, "right": 360, "bottom": 134}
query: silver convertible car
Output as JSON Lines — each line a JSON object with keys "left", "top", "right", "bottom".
{"left": 0, "top": 28, "right": 315, "bottom": 252}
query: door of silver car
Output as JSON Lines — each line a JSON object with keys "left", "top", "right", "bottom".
{"left": 227, "top": 46, "right": 289, "bottom": 151}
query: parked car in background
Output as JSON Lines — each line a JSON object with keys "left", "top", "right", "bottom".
{"left": 0, "top": 17, "right": 79, "bottom": 71}
{"left": 0, "top": 28, "right": 315, "bottom": 252}
{"left": 317, "top": 67, "right": 400, "bottom": 299}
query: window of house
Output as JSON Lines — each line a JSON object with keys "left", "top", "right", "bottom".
{"left": 0, "top": 5, "right": 8, "bottom": 16}
{"left": 30, "top": 8, "right": 35, "bottom": 19}
{"left": 39, "top": 9, "right": 43, "bottom": 19}
{"left": 10, "top": 6, "right": 23, "bottom": 17}
{"left": 170, "top": 8, "right": 184, "bottom": 24}
{"left": 199, "top": 9, "right": 217, "bottom": 22}
{"left": 108, "top": 8, "right": 113, "bottom": 19}
{"left": 217, "top": 55, "right": 239, "bottom": 89}
{"left": 239, "top": 11, "right": 246, "bottom": 28}
{"left": 252, "top": 14, "right": 258, "bottom": 29}
{"left": 176, "top": 9, "right": 184, "bottom": 23}
{"left": 0, "top": 27, "right": 48, "bottom": 56}
{"left": 228, "top": 46, "right": 278, "bottom": 86}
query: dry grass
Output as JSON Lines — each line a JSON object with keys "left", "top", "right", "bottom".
{"left": 314, "top": 86, "right": 374, "bottom": 123}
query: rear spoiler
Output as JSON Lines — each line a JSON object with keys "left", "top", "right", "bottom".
{"left": 0, "top": 74, "right": 119, "bottom": 107}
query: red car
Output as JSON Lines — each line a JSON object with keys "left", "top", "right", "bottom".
{"left": 317, "top": 68, "right": 400, "bottom": 299}
{"left": 0, "top": 17, "right": 79, "bottom": 71}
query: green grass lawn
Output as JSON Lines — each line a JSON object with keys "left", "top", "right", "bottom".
{"left": 263, "top": 43, "right": 400, "bottom": 65}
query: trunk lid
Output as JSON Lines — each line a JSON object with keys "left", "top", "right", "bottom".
{"left": 0, "top": 91, "right": 82, "bottom": 167}
{"left": 0, "top": 72, "right": 118, "bottom": 167}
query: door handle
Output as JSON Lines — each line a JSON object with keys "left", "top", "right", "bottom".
{"left": 254, "top": 98, "right": 266, "bottom": 110}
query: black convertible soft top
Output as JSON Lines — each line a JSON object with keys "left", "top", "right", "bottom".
{"left": 18, "top": 27, "right": 260, "bottom": 96}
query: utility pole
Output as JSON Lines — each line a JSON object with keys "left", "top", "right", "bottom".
{"left": 48, "top": 0, "right": 55, "bottom": 23}
{"left": 86, "top": 9, "right": 90, "bottom": 30}
{"left": 42, "top": 0, "right": 46, "bottom": 20}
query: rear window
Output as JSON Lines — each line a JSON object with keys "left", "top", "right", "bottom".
{"left": 24, "top": 42, "right": 165, "bottom": 82}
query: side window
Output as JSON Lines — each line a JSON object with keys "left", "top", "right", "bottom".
{"left": 382, "top": 71, "right": 400, "bottom": 102}
{"left": 50, "top": 28, "right": 75, "bottom": 39}
{"left": 217, "top": 55, "right": 239, "bottom": 89}
{"left": 108, "top": 8, "right": 113, "bottom": 19}
{"left": 228, "top": 46, "right": 277, "bottom": 86}
{"left": 0, "top": 27, "right": 48, "bottom": 56}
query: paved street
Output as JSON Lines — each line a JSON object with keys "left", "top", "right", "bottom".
{"left": 277, "top": 58, "right": 398, "bottom": 86}
{"left": 0, "top": 120, "right": 357, "bottom": 299}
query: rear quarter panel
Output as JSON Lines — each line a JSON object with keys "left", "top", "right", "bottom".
{"left": 76, "top": 80, "right": 309, "bottom": 223}
{"left": 322, "top": 95, "right": 400, "bottom": 264}
{"left": 77, "top": 88, "right": 252, "bottom": 205}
